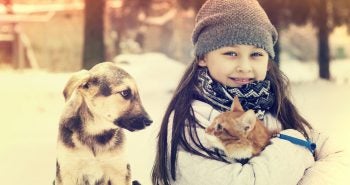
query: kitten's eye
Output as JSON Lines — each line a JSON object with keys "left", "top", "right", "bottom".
{"left": 244, "top": 125, "right": 251, "bottom": 132}
{"left": 119, "top": 89, "right": 132, "bottom": 99}
{"left": 216, "top": 123, "right": 223, "bottom": 130}
{"left": 223, "top": 51, "right": 238, "bottom": 57}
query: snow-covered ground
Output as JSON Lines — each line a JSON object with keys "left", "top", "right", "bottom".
{"left": 0, "top": 52, "right": 349, "bottom": 185}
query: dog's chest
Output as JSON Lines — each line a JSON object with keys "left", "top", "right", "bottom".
{"left": 58, "top": 146, "right": 129, "bottom": 183}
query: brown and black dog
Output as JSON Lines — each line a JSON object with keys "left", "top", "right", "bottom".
{"left": 55, "top": 62, "right": 152, "bottom": 185}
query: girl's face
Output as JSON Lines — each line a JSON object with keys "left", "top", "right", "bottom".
{"left": 198, "top": 45, "right": 269, "bottom": 87}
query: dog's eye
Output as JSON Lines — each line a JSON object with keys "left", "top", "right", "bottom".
{"left": 82, "top": 82, "right": 89, "bottom": 89}
{"left": 120, "top": 89, "right": 132, "bottom": 99}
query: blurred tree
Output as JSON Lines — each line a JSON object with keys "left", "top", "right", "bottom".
{"left": 259, "top": 0, "right": 286, "bottom": 65}
{"left": 177, "top": 0, "right": 206, "bottom": 11}
{"left": 259, "top": 0, "right": 314, "bottom": 65}
{"left": 82, "top": 0, "right": 106, "bottom": 69}
{"left": 113, "top": 0, "right": 151, "bottom": 54}
{"left": 2, "top": 0, "right": 13, "bottom": 14}
{"left": 315, "top": 0, "right": 331, "bottom": 79}
{"left": 260, "top": 0, "right": 350, "bottom": 80}
{"left": 316, "top": 0, "right": 350, "bottom": 79}
{"left": 303, "top": 0, "right": 350, "bottom": 79}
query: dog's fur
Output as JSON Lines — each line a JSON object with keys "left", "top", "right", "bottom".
{"left": 56, "top": 62, "right": 152, "bottom": 185}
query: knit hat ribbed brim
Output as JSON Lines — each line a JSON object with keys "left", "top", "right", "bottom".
{"left": 192, "top": 0, "right": 278, "bottom": 59}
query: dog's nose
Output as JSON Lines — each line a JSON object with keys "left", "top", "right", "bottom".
{"left": 143, "top": 118, "right": 153, "bottom": 126}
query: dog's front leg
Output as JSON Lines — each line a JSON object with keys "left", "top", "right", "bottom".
{"left": 104, "top": 164, "right": 132, "bottom": 185}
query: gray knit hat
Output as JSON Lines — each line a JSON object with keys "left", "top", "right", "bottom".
{"left": 192, "top": 0, "right": 278, "bottom": 59}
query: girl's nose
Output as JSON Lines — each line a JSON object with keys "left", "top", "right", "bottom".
{"left": 236, "top": 59, "right": 252, "bottom": 73}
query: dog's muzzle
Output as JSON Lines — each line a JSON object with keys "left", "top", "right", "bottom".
{"left": 114, "top": 114, "right": 153, "bottom": 132}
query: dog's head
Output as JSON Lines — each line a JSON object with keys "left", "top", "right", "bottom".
{"left": 61, "top": 62, "right": 152, "bottom": 133}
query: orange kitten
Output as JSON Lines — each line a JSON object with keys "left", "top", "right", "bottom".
{"left": 205, "top": 96, "right": 271, "bottom": 161}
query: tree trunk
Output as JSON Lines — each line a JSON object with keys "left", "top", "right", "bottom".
{"left": 82, "top": 0, "right": 106, "bottom": 69}
{"left": 317, "top": 0, "right": 330, "bottom": 79}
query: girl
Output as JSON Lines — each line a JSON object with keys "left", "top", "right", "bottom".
{"left": 152, "top": 0, "right": 347, "bottom": 184}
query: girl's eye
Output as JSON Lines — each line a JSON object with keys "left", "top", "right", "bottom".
{"left": 223, "top": 51, "right": 238, "bottom": 57}
{"left": 251, "top": 52, "right": 264, "bottom": 57}
{"left": 119, "top": 89, "right": 132, "bottom": 99}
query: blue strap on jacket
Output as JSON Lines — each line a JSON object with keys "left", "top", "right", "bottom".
{"left": 276, "top": 133, "right": 316, "bottom": 154}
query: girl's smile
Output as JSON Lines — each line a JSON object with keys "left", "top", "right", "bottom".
{"left": 228, "top": 77, "right": 254, "bottom": 86}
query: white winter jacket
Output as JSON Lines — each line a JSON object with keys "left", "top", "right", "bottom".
{"left": 169, "top": 100, "right": 349, "bottom": 185}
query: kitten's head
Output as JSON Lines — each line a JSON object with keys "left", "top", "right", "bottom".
{"left": 205, "top": 96, "right": 263, "bottom": 160}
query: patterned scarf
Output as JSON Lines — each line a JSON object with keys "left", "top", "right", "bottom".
{"left": 194, "top": 68, "right": 275, "bottom": 120}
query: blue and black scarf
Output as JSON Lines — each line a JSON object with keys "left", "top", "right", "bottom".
{"left": 194, "top": 68, "right": 275, "bottom": 120}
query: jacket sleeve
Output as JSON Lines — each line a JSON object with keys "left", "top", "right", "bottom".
{"left": 173, "top": 129, "right": 315, "bottom": 185}
{"left": 297, "top": 131, "right": 350, "bottom": 185}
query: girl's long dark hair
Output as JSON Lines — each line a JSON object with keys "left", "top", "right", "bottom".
{"left": 151, "top": 59, "right": 312, "bottom": 185}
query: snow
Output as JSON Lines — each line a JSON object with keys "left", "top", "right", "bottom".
{"left": 0, "top": 52, "right": 349, "bottom": 185}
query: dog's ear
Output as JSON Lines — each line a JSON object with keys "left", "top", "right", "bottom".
{"left": 63, "top": 70, "right": 90, "bottom": 101}
{"left": 60, "top": 70, "right": 91, "bottom": 122}
{"left": 231, "top": 96, "right": 244, "bottom": 112}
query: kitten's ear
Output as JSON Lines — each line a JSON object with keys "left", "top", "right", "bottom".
{"left": 231, "top": 96, "right": 244, "bottom": 112}
{"left": 239, "top": 110, "right": 256, "bottom": 133}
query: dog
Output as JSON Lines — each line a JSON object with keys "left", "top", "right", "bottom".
{"left": 55, "top": 62, "right": 152, "bottom": 185}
